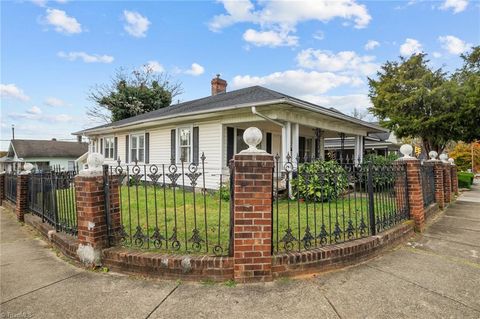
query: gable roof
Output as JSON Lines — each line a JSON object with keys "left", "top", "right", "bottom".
{"left": 10, "top": 140, "right": 88, "bottom": 158}
{"left": 75, "top": 85, "right": 385, "bottom": 134}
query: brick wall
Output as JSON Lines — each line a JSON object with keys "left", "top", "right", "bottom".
{"left": 103, "top": 248, "right": 234, "bottom": 281}
{"left": 451, "top": 166, "right": 459, "bottom": 196}
{"left": 75, "top": 175, "right": 109, "bottom": 249}
{"left": 432, "top": 161, "right": 445, "bottom": 209}
{"left": 402, "top": 159, "right": 425, "bottom": 232}
{"left": 443, "top": 163, "right": 452, "bottom": 204}
{"left": 15, "top": 173, "right": 30, "bottom": 223}
{"left": 0, "top": 173, "right": 5, "bottom": 206}
{"left": 232, "top": 153, "right": 274, "bottom": 283}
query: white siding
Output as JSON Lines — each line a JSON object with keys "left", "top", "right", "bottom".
{"left": 93, "top": 121, "right": 223, "bottom": 189}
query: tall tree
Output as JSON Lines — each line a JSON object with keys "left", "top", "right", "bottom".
{"left": 87, "top": 66, "right": 183, "bottom": 123}
{"left": 368, "top": 53, "right": 457, "bottom": 154}
{"left": 452, "top": 46, "right": 480, "bottom": 143}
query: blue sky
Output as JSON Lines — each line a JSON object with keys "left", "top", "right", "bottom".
{"left": 1, "top": 0, "right": 479, "bottom": 150}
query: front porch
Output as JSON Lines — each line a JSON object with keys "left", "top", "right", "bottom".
{"left": 222, "top": 120, "right": 368, "bottom": 168}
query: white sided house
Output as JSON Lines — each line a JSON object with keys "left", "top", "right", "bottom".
{"left": 1, "top": 139, "right": 88, "bottom": 172}
{"left": 74, "top": 76, "right": 387, "bottom": 189}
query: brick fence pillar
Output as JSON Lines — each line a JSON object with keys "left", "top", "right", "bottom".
{"left": 232, "top": 152, "right": 274, "bottom": 283}
{"left": 443, "top": 163, "right": 452, "bottom": 204}
{"left": 451, "top": 165, "right": 459, "bottom": 196}
{"left": 0, "top": 172, "right": 5, "bottom": 206}
{"left": 431, "top": 161, "right": 445, "bottom": 209}
{"left": 399, "top": 157, "right": 425, "bottom": 232}
{"left": 15, "top": 172, "right": 30, "bottom": 222}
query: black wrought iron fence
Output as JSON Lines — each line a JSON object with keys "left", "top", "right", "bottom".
{"left": 272, "top": 155, "right": 409, "bottom": 254}
{"left": 28, "top": 170, "right": 78, "bottom": 236}
{"left": 420, "top": 162, "right": 435, "bottom": 207}
{"left": 105, "top": 154, "right": 231, "bottom": 256}
{"left": 5, "top": 171, "right": 17, "bottom": 203}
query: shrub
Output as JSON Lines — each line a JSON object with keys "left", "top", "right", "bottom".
{"left": 362, "top": 154, "right": 398, "bottom": 189}
{"left": 458, "top": 172, "right": 475, "bottom": 189}
{"left": 291, "top": 160, "right": 348, "bottom": 202}
{"left": 218, "top": 184, "right": 230, "bottom": 202}
{"left": 363, "top": 153, "right": 398, "bottom": 165}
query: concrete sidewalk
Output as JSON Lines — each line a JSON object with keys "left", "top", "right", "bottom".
{"left": 1, "top": 185, "right": 479, "bottom": 319}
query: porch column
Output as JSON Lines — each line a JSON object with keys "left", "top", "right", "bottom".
{"left": 291, "top": 123, "right": 299, "bottom": 161}
{"left": 354, "top": 135, "right": 364, "bottom": 165}
{"left": 281, "top": 122, "right": 291, "bottom": 162}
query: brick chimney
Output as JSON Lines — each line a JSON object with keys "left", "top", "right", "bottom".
{"left": 211, "top": 74, "right": 227, "bottom": 96}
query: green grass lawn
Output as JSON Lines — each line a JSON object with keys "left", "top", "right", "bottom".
{"left": 116, "top": 185, "right": 404, "bottom": 255}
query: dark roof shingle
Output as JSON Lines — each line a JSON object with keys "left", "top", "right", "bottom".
{"left": 12, "top": 140, "right": 88, "bottom": 158}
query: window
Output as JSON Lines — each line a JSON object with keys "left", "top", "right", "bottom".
{"left": 130, "top": 134, "right": 145, "bottom": 162}
{"left": 178, "top": 127, "right": 191, "bottom": 162}
{"left": 68, "top": 161, "right": 75, "bottom": 171}
{"left": 103, "top": 137, "right": 114, "bottom": 159}
{"left": 235, "top": 128, "right": 249, "bottom": 153}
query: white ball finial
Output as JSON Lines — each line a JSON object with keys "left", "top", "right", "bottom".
{"left": 23, "top": 163, "right": 34, "bottom": 173}
{"left": 399, "top": 144, "right": 414, "bottom": 159}
{"left": 448, "top": 158, "right": 455, "bottom": 165}
{"left": 439, "top": 153, "right": 448, "bottom": 163}
{"left": 80, "top": 153, "right": 105, "bottom": 176}
{"left": 428, "top": 151, "right": 438, "bottom": 160}
{"left": 241, "top": 127, "right": 264, "bottom": 153}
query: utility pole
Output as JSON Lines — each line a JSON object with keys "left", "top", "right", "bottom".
{"left": 11, "top": 124, "right": 15, "bottom": 140}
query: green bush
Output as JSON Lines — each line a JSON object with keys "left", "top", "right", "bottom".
{"left": 458, "top": 172, "right": 474, "bottom": 189}
{"left": 362, "top": 153, "right": 398, "bottom": 189}
{"left": 291, "top": 160, "right": 348, "bottom": 202}
{"left": 218, "top": 184, "right": 230, "bottom": 202}
{"left": 363, "top": 153, "right": 398, "bottom": 165}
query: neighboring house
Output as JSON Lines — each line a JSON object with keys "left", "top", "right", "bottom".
{"left": 74, "top": 75, "right": 388, "bottom": 189}
{"left": 0, "top": 139, "right": 88, "bottom": 172}
{"left": 324, "top": 131, "right": 401, "bottom": 160}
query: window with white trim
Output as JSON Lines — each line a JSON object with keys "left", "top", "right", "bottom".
{"left": 178, "top": 127, "right": 191, "bottom": 163}
{"left": 130, "top": 134, "right": 145, "bottom": 162}
{"left": 103, "top": 137, "right": 114, "bottom": 159}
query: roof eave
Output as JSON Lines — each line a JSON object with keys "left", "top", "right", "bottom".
{"left": 73, "top": 98, "right": 288, "bottom": 135}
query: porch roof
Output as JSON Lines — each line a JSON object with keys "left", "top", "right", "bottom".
{"left": 74, "top": 85, "right": 387, "bottom": 135}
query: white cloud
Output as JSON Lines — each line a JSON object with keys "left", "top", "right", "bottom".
{"left": 44, "top": 9, "right": 82, "bottom": 34}
{"left": 210, "top": 0, "right": 370, "bottom": 47}
{"left": 438, "top": 35, "right": 471, "bottom": 55}
{"left": 313, "top": 30, "right": 325, "bottom": 41}
{"left": 31, "top": 0, "right": 68, "bottom": 6}
{"left": 209, "top": 0, "right": 371, "bottom": 31}
{"left": 399, "top": 38, "right": 423, "bottom": 56}
{"left": 299, "top": 94, "right": 372, "bottom": 115}
{"left": 296, "top": 49, "right": 378, "bottom": 76}
{"left": 8, "top": 110, "right": 73, "bottom": 123}
{"left": 364, "top": 40, "right": 380, "bottom": 50}
{"left": 26, "top": 106, "right": 42, "bottom": 114}
{"left": 232, "top": 70, "right": 362, "bottom": 95}
{"left": 243, "top": 29, "right": 298, "bottom": 47}
{"left": 57, "top": 51, "right": 114, "bottom": 63}
{"left": 123, "top": 10, "right": 150, "bottom": 38}
{"left": 144, "top": 61, "right": 164, "bottom": 73}
{"left": 184, "top": 63, "right": 205, "bottom": 76}
{"left": 45, "top": 97, "right": 66, "bottom": 107}
{"left": 0, "top": 84, "right": 30, "bottom": 101}
{"left": 440, "top": 0, "right": 468, "bottom": 13}
{"left": 432, "top": 52, "right": 443, "bottom": 58}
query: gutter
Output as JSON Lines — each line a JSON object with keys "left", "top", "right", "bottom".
{"left": 284, "top": 98, "right": 389, "bottom": 133}
{"left": 251, "top": 106, "right": 284, "bottom": 127}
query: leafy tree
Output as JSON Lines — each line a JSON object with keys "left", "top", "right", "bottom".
{"left": 87, "top": 66, "right": 183, "bottom": 123}
{"left": 368, "top": 53, "right": 458, "bottom": 154}
{"left": 451, "top": 46, "right": 480, "bottom": 143}
{"left": 449, "top": 141, "right": 480, "bottom": 172}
